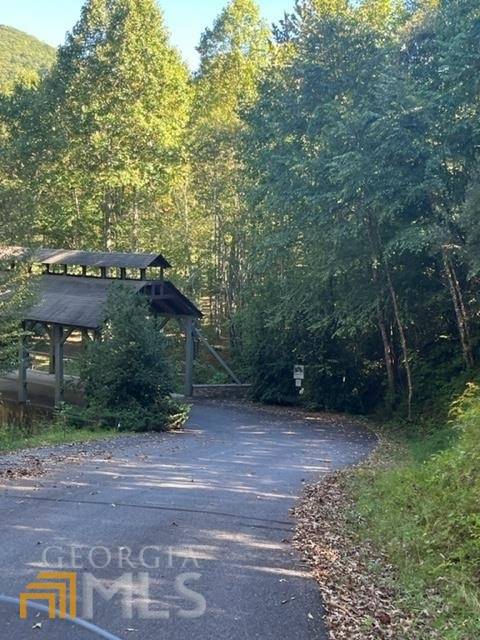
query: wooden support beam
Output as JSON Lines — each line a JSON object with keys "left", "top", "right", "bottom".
{"left": 18, "top": 323, "right": 28, "bottom": 403}
{"left": 159, "top": 318, "right": 170, "bottom": 331}
{"left": 140, "top": 268, "right": 146, "bottom": 280}
{"left": 61, "top": 328, "right": 74, "bottom": 345}
{"left": 194, "top": 329, "right": 242, "bottom": 385}
{"left": 47, "top": 325, "right": 55, "bottom": 374}
{"left": 53, "top": 325, "right": 65, "bottom": 406}
{"left": 182, "top": 317, "right": 195, "bottom": 397}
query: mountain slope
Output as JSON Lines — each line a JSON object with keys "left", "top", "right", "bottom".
{"left": 0, "top": 25, "right": 56, "bottom": 91}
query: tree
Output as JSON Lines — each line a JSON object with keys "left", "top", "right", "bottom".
{"left": 0, "top": 0, "right": 190, "bottom": 251}
{"left": 80, "top": 285, "right": 184, "bottom": 431}
{"left": 237, "top": 0, "right": 480, "bottom": 417}
{"left": 189, "top": 0, "right": 270, "bottom": 338}
{"left": 0, "top": 257, "right": 33, "bottom": 373}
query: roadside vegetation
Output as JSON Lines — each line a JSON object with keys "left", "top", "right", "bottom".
{"left": 352, "top": 386, "right": 480, "bottom": 639}
{"left": 77, "top": 285, "right": 189, "bottom": 432}
{"left": 0, "top": 419, "right": 117, "bottom": 454}
{"left": 295, "top": 385, "right": 480, "bottom": 639}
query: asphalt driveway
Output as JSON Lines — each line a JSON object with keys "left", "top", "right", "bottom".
{"left": 0, "top": 401, "right": 375, "bottom": 639}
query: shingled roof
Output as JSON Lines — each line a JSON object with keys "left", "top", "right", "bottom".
{"left": 0, "top": 246, "right": 171, "bottom": 269}
{"left": 25, "top": 276, "right": 145, "bottom": 329}
{"left": 24, "top": 275, "right": 202, "bottom": 329}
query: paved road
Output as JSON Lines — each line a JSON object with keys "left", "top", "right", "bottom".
{"left": 0, "top": 401, "right": 375, "bottom": 639}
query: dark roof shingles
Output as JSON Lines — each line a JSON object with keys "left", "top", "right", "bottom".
{"left": 25, "top": 275, "right": 202, "bottom": 328}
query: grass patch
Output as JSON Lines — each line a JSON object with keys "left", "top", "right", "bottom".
{"left": 350, "top": 385, "right": 480, "bottom": 639}
{"left": 0, "top": 421, "right": 118, "bottom": 453}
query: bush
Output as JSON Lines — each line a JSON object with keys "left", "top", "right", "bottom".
{"left": 80, "top": 284, "right": 189, "bottom": 432}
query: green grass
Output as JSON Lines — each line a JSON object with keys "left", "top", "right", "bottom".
{"left": 350, "top": 384, "right": 480, "bottom": 639}
{"left": 0, "top": 422, "right": 118, "bottom": 453}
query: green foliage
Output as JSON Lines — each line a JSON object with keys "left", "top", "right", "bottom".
{"left": 354, "top": 384, "right": 480, "bottom": 637}
{"left": 188, "top": 0, "right": 270, "bottom": 336}
{"left": 80, "top": 285, "right": 187, "bottom": 432}
{"left": 0, "top": 419, "right": 115, "bottom": 453}
{"left": 0, "top": 25, "right": 55, "bottom": 93}
{"left": 0, "top": 0, "right": 480, "bottom": 423}
{"left": 236, "top": 0, "right": 480, "bottom": 417}
{"left": 0, "top": 261, "right": 34, "bottom": 373}
{"left": 0, "top": 0, "right": 190, "bottom": 249}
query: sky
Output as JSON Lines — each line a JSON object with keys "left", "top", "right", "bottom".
{"left": 1, "top": 0, "right": 293, "bottom": 68}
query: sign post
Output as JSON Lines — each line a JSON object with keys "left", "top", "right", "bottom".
{"left": 293, "top": 365, "right": 305, "bottom": 395}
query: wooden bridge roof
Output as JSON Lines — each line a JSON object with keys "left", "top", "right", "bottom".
{"left": 25, "top": 275, "right": 202, "bottom": 329}
{"left": 26, "top": 276, "right": 143, "bottom": 329}
{"left": 0, "top": 246, "right": 171, "bottom": 269}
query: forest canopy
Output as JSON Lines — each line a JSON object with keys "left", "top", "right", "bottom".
{"left": 1, "top": 0, "right": 480, "bottom": 419}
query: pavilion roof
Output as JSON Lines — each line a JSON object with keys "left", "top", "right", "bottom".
{"left": 25, "top": 276, "right": 145, "bottom": 329}
{"left": 24, "top": 275, "right": 202, "bottom": 329}
{"left": 0, "top": 246, "right": 171, "bottom": 269}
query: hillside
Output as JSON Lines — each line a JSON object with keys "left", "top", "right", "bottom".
{"left": 0, "top": 25, "right": 55, "bottom": 92}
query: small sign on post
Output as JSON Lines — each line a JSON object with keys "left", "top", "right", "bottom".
{"left": 293, "top": 365, "right": 305, "bottom": 395}
{"left": 293, "top": 365, "right": 305, "bottom": 380}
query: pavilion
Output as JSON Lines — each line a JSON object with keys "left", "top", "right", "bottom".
{"left": 0, "top": 247, "right": 208, "bottom": 405}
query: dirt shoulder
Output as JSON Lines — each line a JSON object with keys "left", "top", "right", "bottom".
{"left": 292, "top": 441, "right": 437, "bottom": 640}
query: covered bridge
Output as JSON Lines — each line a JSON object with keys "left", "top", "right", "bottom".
{"left": 1, "top": 247, "right": 205, "bottom": 405}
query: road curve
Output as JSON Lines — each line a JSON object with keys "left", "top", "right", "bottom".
{"left": 0, "top": 401, "right": 375, "bottom": 639}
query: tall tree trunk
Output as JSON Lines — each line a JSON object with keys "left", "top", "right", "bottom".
{"left": 383, "top": 255, "right": 414, "bottom": 421}
{"left": 102, "top": 192, "right": 114, "bottom": 251}
{"left": 73, "top": 188, "right": 82, "bottom": 247}
{"left": 377, "top": 301, "right": 396, "bottom": 401}
{"left": 367, "top": 214, "right": 413, "bottom": 420}
{"left": 367, "top": 220, "right": 399, "bottom": 406}
{"left": 132, "top": 188, "right": 139, "bottom": 251}
{"left": 442, "top": 248, "right": 474, "bottom": 368}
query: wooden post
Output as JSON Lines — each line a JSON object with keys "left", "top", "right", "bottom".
{"left": 140, "top": 268, "right": 146, "bottom": 280}
{"left": 53, "top": 325, "right": 65, "bottom": 406}
{"left": 18, "top": 323, "right": 28, "bottom": 403}
{"left": 183, "top": 317, "right": 195, "bottom": 397}
{"left": 48, "top": 326, "right": 55, "bottom": 374}
{"left": 120, "top": 268, "right": 126, "bottom": 280}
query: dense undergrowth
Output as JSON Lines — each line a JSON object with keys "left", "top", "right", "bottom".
{"left": 352, "top": 383, "right": 480, "bottom": 639}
